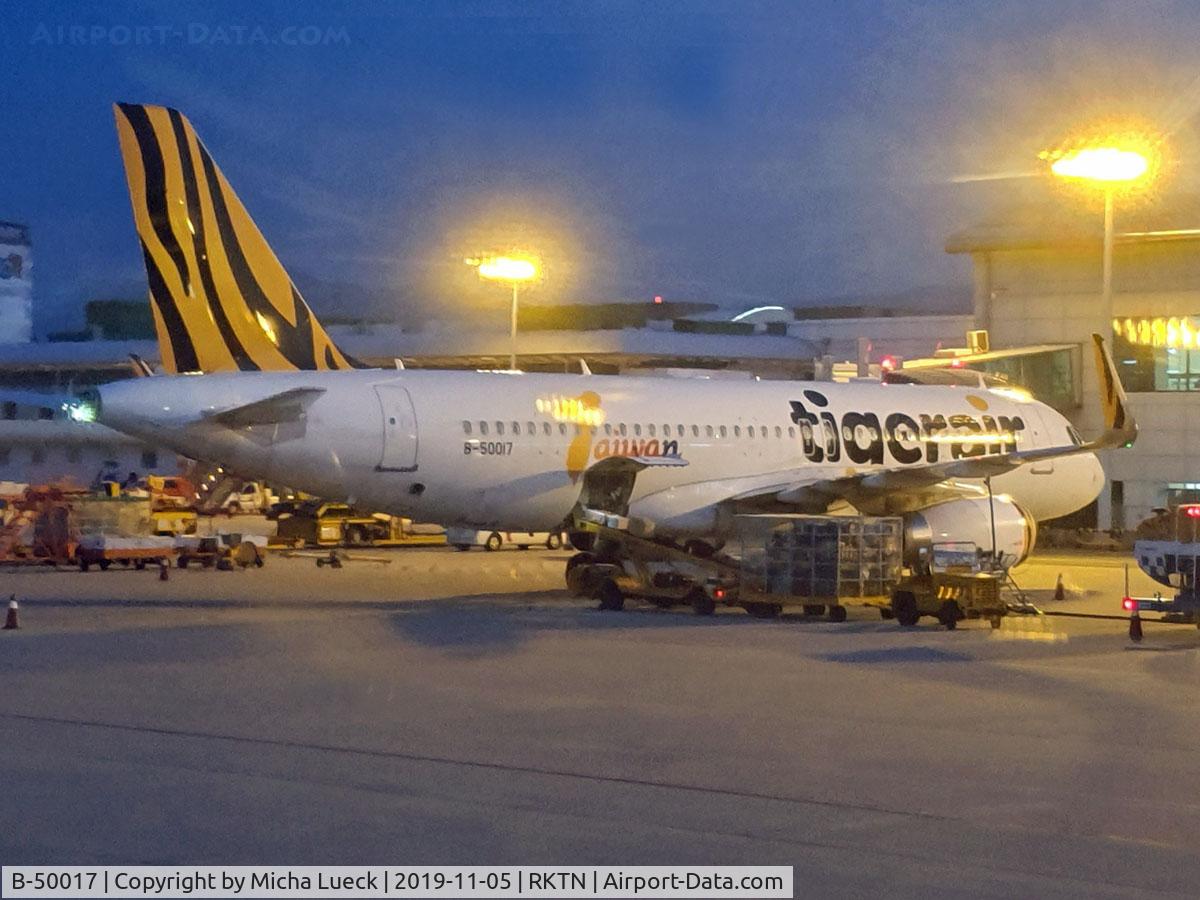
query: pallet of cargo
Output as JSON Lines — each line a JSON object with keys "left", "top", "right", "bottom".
{"left": 736, "top": 514, "right": 904, "bottom": 621}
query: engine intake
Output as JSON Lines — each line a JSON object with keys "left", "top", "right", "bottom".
{"left": 904, "top": 497, "right": 1036, "bottom": 569}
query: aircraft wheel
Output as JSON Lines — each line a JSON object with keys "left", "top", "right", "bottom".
{"left": 177, "top": 556, "right": 189, "bottom": 568}
{"left": 484, "top": 532, "right": 503, "bottom": 552}
{"left": 565, "top": 553, "right": 596, "bottom": 595}
{"left": 99, "top": 560, "right": 111, "bottom": 571}
{"left": 828, "top": 604, "right": 847, "bottom": 623}
{"left": 546, "top": 532, "right": 563, "bottom": 550}
{"left": 135, "top": 560, "right": 146, "bottom": 571}
{"left": 597, "top": 579, "right": 625, "bottom": 611}
{"left": 688, "top": 588, "right": 716, "bottom": 617}
{"left": 892, "top": 591, "right": 920, "bottom": 627}
{"left": 937, "top": 600, "right": 961, "bottom": 630}
{"left": 989, "top": 614, "right": 1003, "bottom": 629}
{"left": 743, "top": 602, "right": 782, "bottom": 619}
{"left": 345, "top": 525, "right": 368, "bottom": 547}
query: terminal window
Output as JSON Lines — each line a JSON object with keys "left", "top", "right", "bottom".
{"left": 1113, "top": 329, "right": 1200, "bottom": 392}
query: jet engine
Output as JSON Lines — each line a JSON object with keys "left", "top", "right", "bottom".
{"left": 904, "top": 496, "right": 1036, "bottom": 569}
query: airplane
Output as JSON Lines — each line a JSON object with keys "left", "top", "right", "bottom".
{"left": 62, "top": 104, "right": 1136, "bottom": 586}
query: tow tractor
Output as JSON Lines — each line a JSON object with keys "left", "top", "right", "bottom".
{"left": 889, "top": 542, "right": 1015, "bottom": 629}
{"left": 1124, "top": 504, "right": 1200, "bottom": 627}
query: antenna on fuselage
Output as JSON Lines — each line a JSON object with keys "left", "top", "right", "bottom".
{"left": 579, "top": 359, "right": 592, "bottom": 375}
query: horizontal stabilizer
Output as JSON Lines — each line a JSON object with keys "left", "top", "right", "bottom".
{"left": 203, "top": 387, "right": 325, "bottom": 427}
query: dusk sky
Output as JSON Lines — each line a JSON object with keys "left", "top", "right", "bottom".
{"left": 4, "top": 0, "right": 1200, "bottom": 335}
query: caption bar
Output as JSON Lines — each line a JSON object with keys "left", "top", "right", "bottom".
{"left": 2, "top": 866, "right": 792, "bottom": 899}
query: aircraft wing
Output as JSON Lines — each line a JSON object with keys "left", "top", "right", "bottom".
{"left": 203, "top": 387, "right": 326, "bottom": 427}
{"left": 733, "top": 334, "right": 1134, "bottom": 511}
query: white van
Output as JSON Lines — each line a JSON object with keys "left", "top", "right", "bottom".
{"left": 445, "top": 528, "right": 568, "bottom": 552}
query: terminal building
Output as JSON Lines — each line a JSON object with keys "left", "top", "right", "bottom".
{"left": 2, "top": 196, "right": 1198, "bottom": 530}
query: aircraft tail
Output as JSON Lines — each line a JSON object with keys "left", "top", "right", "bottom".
{"left": 113, "top": 102, "right": 361, "bottom": 373}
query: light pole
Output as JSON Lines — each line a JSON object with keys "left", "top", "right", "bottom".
{"left": 465, "top": 255, "right": 539, "bottom": 371}
{"left": 1046, "top": 145, "right": 1152, "bottom": 328}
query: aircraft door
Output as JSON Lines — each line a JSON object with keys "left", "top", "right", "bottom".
{"left": 1025, "top": 407, "right": 1055, "bottom": 474}
{"left": 374, "top": 383, "right": 419, "bottom": 471}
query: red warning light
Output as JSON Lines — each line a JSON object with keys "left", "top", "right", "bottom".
{"left": 1183, "top": 505, "right": 1200, "bottom": 518}
{"left": 950, "top": 358, "right": 965, "bottom": 368}
{"left": 1122, "top": 597, "right": 1137, "bottom": 611}
{"left": 714, "top": 587, "right": 726, "bottom": 600}
{"left": 880, "top": 356, "right": 897, "bottom": 372}
{"left": 653, "top": 295, "right": 664, "bottom": 304}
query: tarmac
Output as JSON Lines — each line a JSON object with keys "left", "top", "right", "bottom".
{"left": 2, "top": 546, "right": 1198, "bottom": 897}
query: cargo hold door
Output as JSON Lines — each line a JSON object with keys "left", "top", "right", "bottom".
{"left": 374, "top": 383, "right": 418, "bottom": 471}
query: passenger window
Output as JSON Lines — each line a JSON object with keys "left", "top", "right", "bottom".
{"left": 719, "top": 426, "right": 727, "bottom": 438}
{"left": 604, "top": 423, "right": 613, "bottom": 436}
{"left": 559, "top": 423, "right": 567, "bottom": 435}
{"left": 527, "top": 421, "right": 535, "bottom": 434}
{"left": 774, "top": 426, "right": 782, "bottom": 438}
{"left": 692, "top": 425, "right": 699, "bottom": 437}
{"left": 705, "top": 425, "right": 713, "bottom": 437}
{"left": 634, "top": 424, "right": 642, "bottom": 436}
{"left": 647, "top": 424, "right": 656, "bottom": 436}
{"left": 788, "top": 426, "right": 795, "bottom": 438}
{"left": 512, "top": 421, "right": 520, "bottom": 434}
{"left": 618, "top": 423, "right": 627, "bottom": 436}
{"left": 463, "top": 420, "right": 472, "bottom": 435}
{"left": 543, "top": 422, "right": 552, "bottom": 436}
{"left": 733, "top": 425, "right": 741, "bottom": 437}
{"left": 677, "top": 425, "right": 684, "bottom": 436}
{"left": 496, "top": 422, "right": 505, "bottom": 435}
{"left": 480, "top": 421, "right": 489, "bottom": 435}
{"left": 760, "top": 426, "right": 767, "bottom": 438}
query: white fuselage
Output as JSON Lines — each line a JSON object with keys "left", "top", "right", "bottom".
{"left": 94, "top": 370, "right": 1104, "bottom": 534}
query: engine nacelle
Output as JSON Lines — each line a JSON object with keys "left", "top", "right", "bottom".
{"left": 904, "top": 497, "right": 1036, "bottom": 569}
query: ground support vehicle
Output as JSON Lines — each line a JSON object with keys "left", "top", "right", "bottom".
{"left": 737, "top": 514, "right": 904, "bottom": 621}
{"left": 274, "top": 502, "right": 444, "bottom": 548}
{"left": 76, "top": 534, "right": 177, "bottom": 571}
{"left": 175, "top": 534, "right": 266, "bottom": 569}
{"left": 1127, "top": 516, "right": 1200, "bottom": 626}
{"left": 565, "top": 510, "right": 738, "bottom": 614}
{"left": 889, "top": 543, "right": 1014, "bottom": 629}
{"left": 446, "top": 527, "right": 567, "bottom": 552}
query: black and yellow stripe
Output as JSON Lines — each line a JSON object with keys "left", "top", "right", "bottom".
{"left": 114, "top": 102, "right": 361, "bottom": 373}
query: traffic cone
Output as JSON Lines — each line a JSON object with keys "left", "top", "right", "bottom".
{"left": 3, "top": 596, "right": 18, "bottom": 630}
{"left": 1054, "top": 574, "right": 1065, "bottom": 603}
{"left": 159, "top": 560, "right": 169, "bottom": 581}
{"left": 1129, "top": 607, "right": 1143, "bottom": 643}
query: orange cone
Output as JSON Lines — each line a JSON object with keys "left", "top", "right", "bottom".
{"left": 1054, "top": 574, "right": 1065, "bottom": 603}
{"left": 1129, "top": 607, "right": 1143, "bottom": 642}
{"left": 3, "top": 596, "right": 18, "bottom": 630}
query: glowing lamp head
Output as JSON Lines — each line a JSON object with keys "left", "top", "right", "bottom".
{"left": 466, "top": 255, "right": 538, "bottom": 283}
{"left": 1050, "top": 146, "right": 1149, "bottom": 183}
{"left": 1183, "top": 505, "right": 1200, "bottom": 519}
{"left": 1122, "top": 597, "right": 1137, "bottom": 611}
{"left": 880, "top": 355, "right": 897, "bottom": 372}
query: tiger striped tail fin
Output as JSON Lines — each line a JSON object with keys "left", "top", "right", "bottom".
{"left": 113, "top": 102, "right": 362, "bottom": 373}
